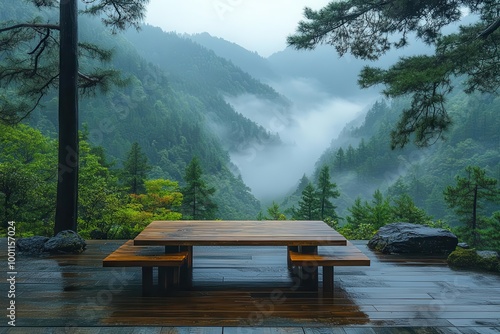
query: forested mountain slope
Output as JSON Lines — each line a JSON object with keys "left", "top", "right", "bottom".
{"left": 0, "top": 0, "right": 272, "bottom": 220}
{"left": 186, "top": 32, "right": 278, "bottom": 82}
{"left": 282, "top": 89, "right": 499, "bottom": 223}
{"left": 124, "top": 26, "right": 288, "bottom": 153}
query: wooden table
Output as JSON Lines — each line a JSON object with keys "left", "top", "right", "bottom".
{"left": 134, "top": 220, "right": 347, "bottom": 291}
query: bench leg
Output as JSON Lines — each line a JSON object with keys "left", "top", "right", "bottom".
{"left": 287, "top": 246, "right": 298, "bottom": 269}
{"left": 180, "top": 246, "right": 193, "bottom": 290}
{"left": 141, "top": 267, "right": 153, "bottom": 297}
{"left": 323, "top": 266, "right": 334, "bottom": 298}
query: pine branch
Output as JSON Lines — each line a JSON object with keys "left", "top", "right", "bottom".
{"left": 0, "top": 23, "right": 60, "bottom": 34}
{"left": 477, "top": 17, "right": 500, "bottom": 39}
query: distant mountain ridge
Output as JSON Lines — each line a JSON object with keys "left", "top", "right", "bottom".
{"left": 186, "top": 32, "right": 279, "bottom": 82}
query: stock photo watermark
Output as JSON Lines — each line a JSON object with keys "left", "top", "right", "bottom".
{"left": 213, "top": 0, "right": 244, "bottom": 20}
{"left": 6, "top": 221, "right": 17, "bottom": 326}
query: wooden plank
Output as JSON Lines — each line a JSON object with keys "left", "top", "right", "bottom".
{"left": 102, "top": 240, "right": 188, "bottom": 267}
{"left": 288, "top": 247, "right": 371, "bottom": 267}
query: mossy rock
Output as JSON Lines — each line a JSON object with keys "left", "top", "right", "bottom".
{"left": 477, "top": 251, "right": 500, "bottom": 272}
{"left": 447, "top": 248, "right": 500, "bottom": 273}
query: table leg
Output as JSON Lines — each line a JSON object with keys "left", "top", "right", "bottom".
{"left": 158, "top": 266, "right": 167, "bottom": 295}
{"left": 141, "top": 267, "right": 153, "bottom": 297}
{"left": 299, "top": 246, "right": 318, "bottom": 291}
{"left": 160, "top": 246, "right": 182, "bottom": 294}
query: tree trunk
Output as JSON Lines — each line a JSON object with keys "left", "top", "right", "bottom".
{"left": 54, "top": 0, "right": 79, "bottom": 235}
{"left": 472, "top": 184, "right": 478, "bottom": 246}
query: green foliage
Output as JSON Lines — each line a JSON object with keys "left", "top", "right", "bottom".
{"left": 131, "top": 179, "right": 183, "bottom": 219}
{"left": 342, "top": 189, "right": 436, "bottom": 240}
{"left": 288, "top": 0, "right": 499, "bottom": 148}
{"left": 346, "top": 197, "right": 371, "bottom": 228}
{"left": 102, "top": 179, "right": 183, "bottom": 239}
{"left": 77, "top": 139, "right": 122, "bottom": 238}
{"left": 338, "top": 223, "right": 378, "bottom": 241}
{"left": 0, "top": 123, "right": 56, "bottom": 233}
{"left": 392, "top": 193, "right": 432, "bottom": 225}
{"left": 346, "top": 190, "right": 393, "bottom": 231}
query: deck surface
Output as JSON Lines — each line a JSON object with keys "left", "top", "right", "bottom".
{"left": 1, "top": 239, "right": 499, "bottom": 333}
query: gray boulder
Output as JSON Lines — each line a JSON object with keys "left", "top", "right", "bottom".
{"left": 17, "top": 236, "right": 50, "bottom": 254}
{"left": 43, "top": 230, "right": 86, "bottom": 254}
{"left": 368, "top": 222, "right": 458, "bottom": 255}
{"left": 477, "top": 250, "right": 499, "bottom": 260}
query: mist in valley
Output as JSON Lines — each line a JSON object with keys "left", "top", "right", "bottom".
{"left": 227, "top": 76, "right": 376, "bottom": 202}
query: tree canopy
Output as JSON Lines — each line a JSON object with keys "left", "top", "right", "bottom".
{"left": 288, "top": 0, "right": 499, "bottom": 148}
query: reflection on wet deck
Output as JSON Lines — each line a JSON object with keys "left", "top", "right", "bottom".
{"left": 1, "top": 239, "right": 499, "bottom": 333}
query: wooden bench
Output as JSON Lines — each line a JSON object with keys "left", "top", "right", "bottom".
{"left": 288, "top": 242, "right": 370, "bottom": 297}
{"left": 102, "top": 240, "right": 188, "bottom": 296}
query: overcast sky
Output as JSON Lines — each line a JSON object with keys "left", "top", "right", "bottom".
{"left": 145, "top": 0, "right": 331, "bottom": 57}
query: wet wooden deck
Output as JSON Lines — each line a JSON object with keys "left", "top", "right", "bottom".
{"left": 1, "top": 239, "right": 499, "bottom": 333}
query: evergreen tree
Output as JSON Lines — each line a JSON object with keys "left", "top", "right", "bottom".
{"left": 345, "top": 145, "right": 356, "bottom": 168}
{"left": 295, "top": 173, "right": 311, "bottom": 196}
{"left": 316, "top": 165, "right": 340, "bottom": 220}
{"left": 288, "top": 0, "right": 499, "bottom": 148}
{"left": 182, "top": 157, "right": 218, "bottom": 220}
{"left": 122, "top": 142, "right": 150, "bottom": 194}
{"left": 444, "top": 166, "right": 499, "bottom": 246}
{"left": 294, "top": 182, "right": 320, "bottom": 220}
{"left": 369, "top": 190, "right": 393, "bottom": 229}
{"left": 334, "top": 148, "right": 345, "bottom": 172}
{"left": 266, "top": 201, "right": 286, "bottom": 220}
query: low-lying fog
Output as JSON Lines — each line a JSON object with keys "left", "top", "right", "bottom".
{"left": 227, "top": 77, "right": 377, "bottom": 201}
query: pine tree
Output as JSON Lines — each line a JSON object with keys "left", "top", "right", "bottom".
{"left": 316, "top": 165, "right": 340, "bottom": 220}
{"left": 122, "top": 142, "right": 150, "bottom": 194}
{"left": 182, "top": 157, "right": 218, "bottom": 220}
{"left": 294, "top": 182, "right": 320, "bottom": 220}
{"left": 444, "top": 166, "right": 499, "bottom": 246}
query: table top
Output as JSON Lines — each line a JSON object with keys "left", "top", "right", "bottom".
{"left": 134, "top": 220, "right": 347, "bottom": 246}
